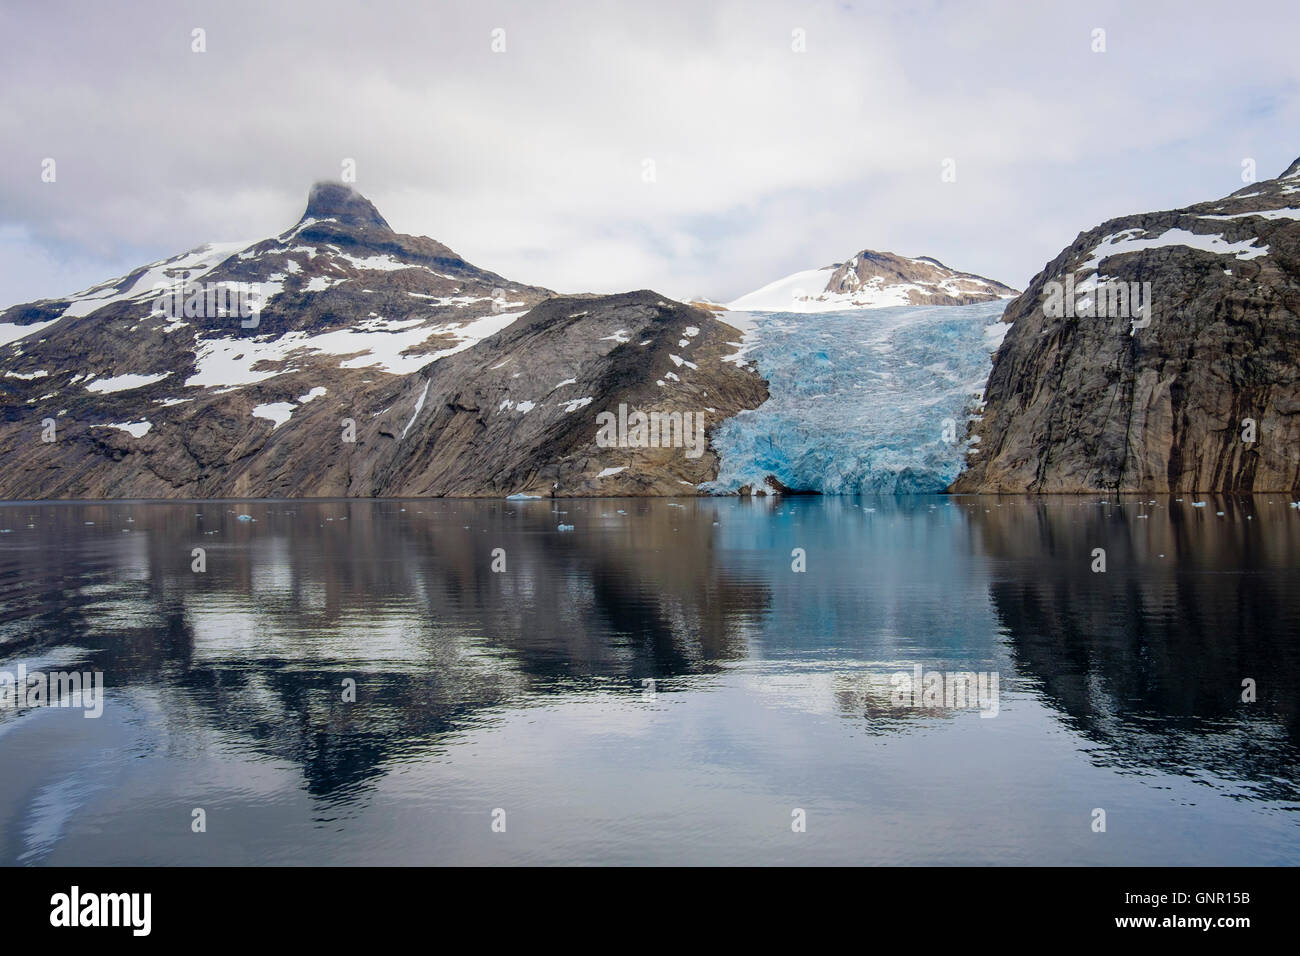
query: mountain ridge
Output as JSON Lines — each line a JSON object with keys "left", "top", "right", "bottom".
{"left": 727, "top": 247, "right": 1018, "bottom": 313}
{"left": 0, "top": 184, "right": 767, "bottom": 498}
{"left": 951, "top": 156, "right": 1300, "bottom": 493}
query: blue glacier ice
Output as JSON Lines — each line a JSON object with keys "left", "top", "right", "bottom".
{"left": 705, "top": 301, "right": 1010, "bottom": 494}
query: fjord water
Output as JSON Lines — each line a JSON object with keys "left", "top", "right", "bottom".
{"left": 0, "top": 496, "right": 1297, "bottom": 866}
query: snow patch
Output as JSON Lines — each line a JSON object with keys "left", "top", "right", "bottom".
{"left": 727, "top": 267, "right": 836, "bottom": 312}
{"left": 252, "top": 402, "right": 295, "bottom": 429}
{"left": 0, "top": 320, "right": 59, "bottom": 348}
{"left": 334, "top": 253, "right": 415, "bottom": 272}
{"left": 94, "top": 420, "right": 152, "bottom": 438}
{"left": 60, "top": 240, "right": 254, "bottom": 320}
{"left": 401, "top": 382, "right": 430, "bottom": 439}
{"left": 1200, "top": 207, "right": 1300, "bottom": 222}
{"left": 1078, "top": 228, "right": 1270, "bottom": 271}
{"left": 86, "top": 372, "right": 171, "bottom": 393}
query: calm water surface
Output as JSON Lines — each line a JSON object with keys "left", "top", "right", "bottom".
{"left": 0, "top": 495, "right": 1297, "bottom": 865}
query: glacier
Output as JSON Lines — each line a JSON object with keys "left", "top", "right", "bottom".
{"left": 705, "top": 301, "right": 1011, "bottom": 494}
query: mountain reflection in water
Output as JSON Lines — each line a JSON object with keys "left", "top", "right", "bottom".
{"left": 0, "top": 495, "right": 1296, "bottom": 865}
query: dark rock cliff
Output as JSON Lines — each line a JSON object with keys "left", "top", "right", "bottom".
{"left": 952, "top": 158, "right": 1300, "bottom": 493}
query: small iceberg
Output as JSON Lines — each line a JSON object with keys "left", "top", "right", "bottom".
{"left": 507, "top": 493, "right": 542, "bottom": 500}
{"left": 557, "top": 523, "right": 575, "bottom": 532}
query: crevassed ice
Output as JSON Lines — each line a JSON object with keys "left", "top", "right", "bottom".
{"left": 704, "top": 301, "right": 1009, "bottom": 495}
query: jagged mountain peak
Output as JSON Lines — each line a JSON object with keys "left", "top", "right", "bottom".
{"left": 300, "top": 181, "right": 391, "bottom": 231}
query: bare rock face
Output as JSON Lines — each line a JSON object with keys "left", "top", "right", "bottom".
{"left": 301, "top": 181, "right": 392, "bottom": 230}
{"left": 952, "top": 157, "right": 1300, "bottom": 494}
{"left": 351, "top": 291, "right": 768, "bottom": 497}
{"left": 0, "top": 186, "right": 766, "bottom": 498}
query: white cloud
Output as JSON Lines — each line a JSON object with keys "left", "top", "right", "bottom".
{"left": 1, "top": 0, "right": 1299, "bottom": 306}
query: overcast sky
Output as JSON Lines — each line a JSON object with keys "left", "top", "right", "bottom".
{"left": 2, "top": 0, "right": 1298, "bottom": 306}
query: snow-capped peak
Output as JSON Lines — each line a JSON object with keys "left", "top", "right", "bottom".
{"left": 728, "top": 248, "right": 1019, "bottom": 313}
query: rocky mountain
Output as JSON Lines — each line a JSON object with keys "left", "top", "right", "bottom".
{"left": 0, "top": 184, "right": 766, "bottom": 498}
{"left": 727, "top": 249, "right": 1018, "bottom": 312}
{"left": 951, "top": 157, "right": 1300, "bottom": 494}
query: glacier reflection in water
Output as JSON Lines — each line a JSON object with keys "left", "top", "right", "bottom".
{"left": 0, "top": 495, "right": 1297, "bottom": 865}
